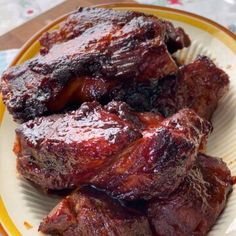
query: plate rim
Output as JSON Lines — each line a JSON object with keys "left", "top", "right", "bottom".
{"left": 1, "top": 3, "right": 236, "bottom": 235}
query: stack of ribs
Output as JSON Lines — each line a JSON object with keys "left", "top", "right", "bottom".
{"left": 0, "top": 7, "right": 233, "bottom": 236}
{"left": 1, "top": 7, "right": 190, "bottom": 123}
{"left": 15, "top": 102, "right": 212, "bottom": 199}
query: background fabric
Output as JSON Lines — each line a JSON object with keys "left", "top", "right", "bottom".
{"left": 0, "top": 0, "right": 63, "bottom": 36}
{"left": 0, "top": 49, "right": 18, "bottom": 75}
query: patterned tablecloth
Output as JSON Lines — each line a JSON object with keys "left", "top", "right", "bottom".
{"left": 0, "top": 0, "right": 63, "bottom": 36}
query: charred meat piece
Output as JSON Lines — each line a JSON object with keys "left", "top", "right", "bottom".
{"left": 155, "top": 56, "right": 230, "bottom": 120}
{"left": 148, "top": 153, "right": 232, "bottom": 236}
{"left": 40, "top": 7, "right": 190, "bottom": 53}
{"left": 15, "top": 102, "right": 212, "bottom": 200}
{"left": 15, "top": 102, "right": 143, "bottom": 190}
{"left": 114, "top": 56, "right": 229, "bottom": 120}
{"left": 39, "top": 186, "right": 152, "bottom": 236}
{"left": 90, "top": 108, "right": 212, "bottom": 200}
{"left": 1, "top": 7, "right": 187, "bottom": 123}
{"left": 39, "top": 154, "right": 232, "bottom": 236}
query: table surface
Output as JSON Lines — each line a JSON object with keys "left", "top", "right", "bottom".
{"left": 0, "top": 0, "right": 134, "bottom": 50}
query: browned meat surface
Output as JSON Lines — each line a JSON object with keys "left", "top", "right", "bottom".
{"left": 15, "top": 102, "right": 211, "bottom": 200}
{"left": 40, "top": 7, "right": 190, "bottom": 54}
{"left": 1, "top": 7, "right": 189, "bottom": 123}
{"left": 39, "top": 154, "right": 232, "bottom": 236}
{"left": 154, "top": 56, "right": 230, "bottom": 120}
{"left": 90, "top": 108, "right": 211, "bottom": 200}
{"left": 113, "top": 56, "right": 229, "bottom": 120}
{"left": 39, "top": 186, "right": 152, "bottom": 236}
{"left": 15, "top": 102, "right": 143, "bottom": 190}
{"left": 148, "top": 153, "right": 232, "bottom": 236}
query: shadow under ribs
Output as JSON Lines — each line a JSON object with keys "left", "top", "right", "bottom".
{"left": 1, "top": 7, "right": 190, "bottom": 123}
{"left": 15, "top": 102, "right": 212, "bottom": 200}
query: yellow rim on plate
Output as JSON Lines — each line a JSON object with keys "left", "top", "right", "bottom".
{"left": 0, "top": 3, "right": 236, "bottom": 235}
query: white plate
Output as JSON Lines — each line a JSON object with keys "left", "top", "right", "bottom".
{"left": 1, "top": 4, "right": 236, "bottom": 236}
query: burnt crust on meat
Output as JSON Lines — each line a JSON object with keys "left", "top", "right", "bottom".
{"left": 0, "top": 7, "right": 190, "bottom": 123}
{"left": 148, "top": 153, "right": 232, "bottom": 236}
{"left": 15, "top": 102, "right": 212, "bottom": 200}
{"left": 113, "top": 56, "right": 229, "bottom": 121}
{"left": 39, "top": 7, "right": 190, "bottom": 53}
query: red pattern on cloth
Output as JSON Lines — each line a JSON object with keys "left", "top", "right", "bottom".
{"left": 168, "top": 0, "right": 182, "bottom": 5}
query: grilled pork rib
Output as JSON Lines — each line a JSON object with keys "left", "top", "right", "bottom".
{"left": 15, "top": 102, "right": 211, "bottom": 200}
{"left": 148, "top": 153, "right": 232, "bottom": 236}
{"left": 39, "top": 186, "right": 152, "bottom": 236}
{"left": 154, "top": 56, "right": 230, "bottom": 120}
{"left": 39, "top": 154, "right": 232, "bottom": 236}
{"left": 113, "top": 56, "right": 229, "bottom": 120}
{"left": 39, "top": 7, "right": 190, "bottom": 54}
{"left": 1, "top": 7, "right": 190, "bottom": 123}
{"left": 1, "top": 9, "right": 228, "bottom": 123}
{"left": 89, "top": 107, "right": 211, "bottom": 200}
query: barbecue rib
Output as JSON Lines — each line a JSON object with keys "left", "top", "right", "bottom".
{"left": 39, "top": 186, "right": 152, "bottom": 236}
{"left": 39, "top": 7, "right": 190, "bottom": 54}
{"left": 113, "top": 56, "right": 229, "bottom": 120}
{"left": 148, "top": 153, "right": 232, "bottom": 236}
{"left": 15, "top": 102, "right": 143, "bottom": 189}
{"left": 90, "top": 108, "right": 211, "bottom": 200}
{"left": 154, "top": 56, "right": 230, "bottom": 120}
{"left": 0, "top": 7, "right": 190, "bottom": 123}
{"left": 39, "top": 154, "right": 232, "bottom": 236}
{"left": 15, "top": 102, "right": 211, "bottom": 200}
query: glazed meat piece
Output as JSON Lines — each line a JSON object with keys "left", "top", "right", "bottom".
{"left": 154, "top": 56, "right": 230, "bottom": 120}
{"left": 39, "top": 154, "right": 232, "bottom": 236}
{"left": 39, "top": 186, "right": 152, "bottom": 236}
{"left": 40, "top": 7, "right": 190, "bottom": 53}
{"left": 113, "top": 56, "right": 229, "bottom": 120}
{"left": 15, "top": 102, "right": 212, "bottom": 200}
{"left": 15, "top": 102, "right": 143, "bottom": 190}
{"left": 104, "top": 101, "right": 164, "bottom": 129}
{"left": 148, "top": 153, "right": 232, "bottom": 236}
{"left": 1, "top": 7, "right": 188, "bottom": 123}
{"left": 90, "top": 108, "right": 211, "bottom": 200}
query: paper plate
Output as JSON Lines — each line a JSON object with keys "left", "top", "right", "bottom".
{"left": 0, "top": 3, "right": 236, "bottom": 236}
